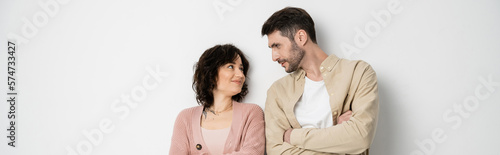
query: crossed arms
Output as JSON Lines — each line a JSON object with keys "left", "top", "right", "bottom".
{"left": 265, "top": 66, "right": 379, "bottom": 154}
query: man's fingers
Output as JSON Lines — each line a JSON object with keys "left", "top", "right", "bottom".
{"left": 340, "top": 110, "right": 352, "bottom": 117}
{"left": 337, "top": 110, "right": 353, "bottom": 124}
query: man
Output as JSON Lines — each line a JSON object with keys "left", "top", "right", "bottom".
{"left": 262, "top": 7, "right": 379, "bottom": 155}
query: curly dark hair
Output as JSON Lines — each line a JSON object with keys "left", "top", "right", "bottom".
{"left": 261, "top": 7, "right": 317, "bottom": 44}
{"left": 192, "top": 44, "right": 250, "bottom": 108}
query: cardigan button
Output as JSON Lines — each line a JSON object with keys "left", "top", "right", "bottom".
{"left": 196, "top": 144, "right": 202, "bottom": 150}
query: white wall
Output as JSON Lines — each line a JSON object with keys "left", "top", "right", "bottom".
{"left": 1, "top": 0, "right": 499, "bottom": 154}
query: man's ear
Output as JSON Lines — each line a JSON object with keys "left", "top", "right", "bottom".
{"left": 295, "top": 29, "right": 308, "bottom": 46}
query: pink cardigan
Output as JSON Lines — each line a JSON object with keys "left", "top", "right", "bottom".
{"left": 169, "top": 101, "right": 265, "bottom": 155}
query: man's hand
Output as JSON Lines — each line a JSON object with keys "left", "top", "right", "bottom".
{"left": 283, "top": 128, "right": 293, "bottom": 143}
{"left": 284, "top": 110, "right": 352, "bottom": 144}
{"left": 337, "top": 110, "right": 352, "bottom": 124}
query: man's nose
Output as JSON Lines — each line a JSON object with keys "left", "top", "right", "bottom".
{"left": 272, "top": 50, "right": 279, "bottom": 62}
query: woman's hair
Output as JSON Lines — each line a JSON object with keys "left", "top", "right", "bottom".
{"left": 192, "top": 44, "right": 250, "bottom": 108}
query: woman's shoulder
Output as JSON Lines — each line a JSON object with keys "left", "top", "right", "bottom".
{"left": 176, "top": 106, "right": 203, "bottom": 120}
{"left": 233, "top": 102, "right": 264, "bottom": 128}
{"left": 234, "top": 102, "right": 264, "bottom": 115}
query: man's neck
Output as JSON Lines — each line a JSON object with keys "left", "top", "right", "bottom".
{"left": 300, "top": 45, "right": 328, "bottom": 81}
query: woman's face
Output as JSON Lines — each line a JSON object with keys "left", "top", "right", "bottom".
{"left": 214, "top": 56, "right": 245, "bottom": 97}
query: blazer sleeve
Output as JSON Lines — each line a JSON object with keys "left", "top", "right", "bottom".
{"left": 289, "top": 64, "right": 379, "bottom": 154}
{"left": 225, "top": 105, "right": 266, "bottom": 155}
{"left": 265, "top": 85, "right": 332, "bottom": 154}
{"left": 169, "top": 109, "right": 191, "bottom": 154}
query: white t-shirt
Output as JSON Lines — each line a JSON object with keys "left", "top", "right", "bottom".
{"left": 294, "top": 76, "right": 333, "bottom": 128}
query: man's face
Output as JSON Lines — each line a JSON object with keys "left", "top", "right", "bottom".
{"left": 267, "top": 31, "right": 305, "bottom": 73}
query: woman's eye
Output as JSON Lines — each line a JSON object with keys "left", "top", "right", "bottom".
{"left": 228, "top": 65, "right": 233, "bottom": 69}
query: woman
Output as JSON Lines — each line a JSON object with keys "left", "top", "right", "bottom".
{"left": 169, "top": 44, "right": 265, "bottom": 155}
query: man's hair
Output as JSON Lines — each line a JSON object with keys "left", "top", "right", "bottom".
{"left": 192, "top": 44, "right": 249, "bottom": 108}
{"left": 261, "top": 7, "right": 317, "bottom": 44}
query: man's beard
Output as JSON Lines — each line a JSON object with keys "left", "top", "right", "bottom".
{"left": 284, "top": 42, "right": 305, "bottom": 73}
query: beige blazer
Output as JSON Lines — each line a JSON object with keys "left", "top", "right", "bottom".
{"left": 265, "top": 54, "right": 379, "bottom": 155}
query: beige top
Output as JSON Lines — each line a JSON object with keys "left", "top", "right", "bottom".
{"left": 265, "top": 54, "right": 379, "bottom": 154}
{"left": 201, "top": 127, "right": 230, "bottom": 155}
